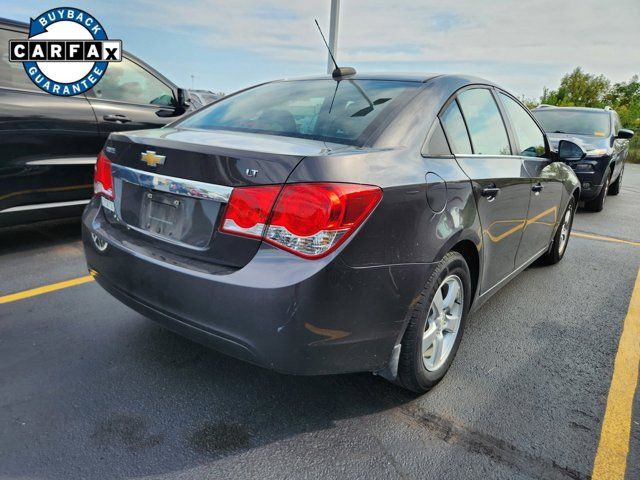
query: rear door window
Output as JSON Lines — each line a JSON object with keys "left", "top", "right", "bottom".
{"left": 457, "top": 89, "right": 511, "bottom": 155}
{"left": 498, "top": 92, "right": 546, "bottom": 157}
{"left": 440, "top": 100, "right": 472, "bottom": 154}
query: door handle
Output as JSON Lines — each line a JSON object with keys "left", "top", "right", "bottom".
{"left": 481, "top": 186, "right": 501, "bottom": 199}
{"left": 103, "top": 114, "right": 132, "bottom": 123}
{"left": 532, "top": 183, "right": 544, "bottom": 193}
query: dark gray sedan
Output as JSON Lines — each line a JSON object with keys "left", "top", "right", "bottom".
{"left": 82, "top": 72, "right": 581, "bottom": 392}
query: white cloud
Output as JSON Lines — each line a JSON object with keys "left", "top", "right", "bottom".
{"left": 36, "top": 0, "right": 640, "bottom": 97}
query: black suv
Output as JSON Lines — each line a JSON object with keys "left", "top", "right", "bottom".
{"left": 532, "top": 105, "right": 634, "bottom": 212}
{"left": 0, "top": 18, "right": 193, "bottom": 227}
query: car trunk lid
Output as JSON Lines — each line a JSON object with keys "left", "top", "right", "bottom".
{"left": 103, "top": 127, "right": 343, "bottom": 268}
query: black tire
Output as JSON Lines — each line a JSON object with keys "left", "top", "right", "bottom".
{"left": 540, "top": 197, "right": 575, "bottom": 265}
{"left": 609, "top": 167, "right": 622, "bottom": 196}
{"left": 397, "top": 251, "right": 471, "bottom": 393}
{"left": 584, "top": 171, "right": 611, "bottom": 212}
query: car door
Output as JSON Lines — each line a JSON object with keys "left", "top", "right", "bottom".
{"left": 440, "top": 87, "right": 532, "bottom": 294}
{"left": 496, "top": 91, "right": 563, "bottom": 266}
{"left": 84, "top": 56, "right": 184, "bottom": 142}
{"left": 0, "top": 25, "right": 101, "bottom": 217}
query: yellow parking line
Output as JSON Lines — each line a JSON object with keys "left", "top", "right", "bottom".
{"left": 0, "top": 275, "right": 94, "bottom": 305}
{"left": 573, "top": 231, "right": 640, "bottom": 248}
{"left": 592, "top": 267, "right": 640, "bottom": 479}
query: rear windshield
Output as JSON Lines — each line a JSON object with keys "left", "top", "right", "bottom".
{"left": 532, "top": 109, "right": 611, "bottom": 137}
{"left": 176, "top": 79, "right": 421, "bottom": 145}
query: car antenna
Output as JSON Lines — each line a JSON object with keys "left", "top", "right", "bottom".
{"left": 314, "top": 19, "right": 356, "bottom": 79}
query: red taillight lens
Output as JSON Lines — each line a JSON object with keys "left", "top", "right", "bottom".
{"left": 220, "top": 185, "right": 281, "bottom": 239}
{"left": 94, "top": 150, "right": 114, "bottom": 200}
{"left": 220, "top": 183, "right": 382, "bottom": 259}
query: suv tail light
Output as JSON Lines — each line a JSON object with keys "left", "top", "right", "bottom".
{"left": 94, "top": 150, "right": 114, "bottom": 200}
{"left": 221, "top": 183, "right": 382, "bottom": 259}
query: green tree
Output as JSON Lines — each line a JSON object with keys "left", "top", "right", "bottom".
{"left": 605, "top": 75, "right": 640, "bottom": 130}
{"left": 540, "top": 67, "right": 610, "bottom": 107}
{"left": 538, "top": 68, "right": 640, "bottom": 162}
{"left": 518, "top": 95, "right": 538, "bottom": 110}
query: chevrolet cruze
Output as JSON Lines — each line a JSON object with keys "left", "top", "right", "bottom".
{"left": 83, "top": 72, "right": 581, "bottom": 392}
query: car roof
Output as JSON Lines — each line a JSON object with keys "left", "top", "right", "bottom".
{"left": 534, "top": 106, "right": 612, "bottom": 114}
{"left": 279, "top": 72, "right": 442, "bottom": 83}
{"left": 276, "top": 73, "right": 500, "bottom": 88}
{"left": 0, "top": 17, "right": 28, "bottom": 31}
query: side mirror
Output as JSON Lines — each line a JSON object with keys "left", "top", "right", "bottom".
{"left": 176, "top": 88, "right": 190, "bottom": 111}
{"left": 558, "top": 140, "right": 586, "bottom": 161}
{"left": 617, "top": 128, "right": 634, "bottom": 140}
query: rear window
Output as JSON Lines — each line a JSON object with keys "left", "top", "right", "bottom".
{"left": 532, "top": 109, "right": 611, "bottom": 137}
{"left": 177, "top": 79, "right": 420, "bottom": 145}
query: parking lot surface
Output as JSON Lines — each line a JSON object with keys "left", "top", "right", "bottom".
{"left": 1, "top": 166, "right": 639, "bottom": 480}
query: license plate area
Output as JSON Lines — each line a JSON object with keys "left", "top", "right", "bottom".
{"left": 118, "top": 182, "right": 221, "bottom": 250}
{"left": 142, "top": 192, "right": 180, "bottom": 238}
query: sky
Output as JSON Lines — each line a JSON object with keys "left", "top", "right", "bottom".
{"left": 2, "top": 0, "right": 639, "bottom": 99}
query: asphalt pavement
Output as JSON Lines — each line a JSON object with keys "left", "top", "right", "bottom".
{"left": 1, "top": 165, "right": 639, "bottom": 480}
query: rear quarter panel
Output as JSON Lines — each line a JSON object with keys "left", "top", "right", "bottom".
{"left": 287, "top": 79, "right": 482, "bottom": 281}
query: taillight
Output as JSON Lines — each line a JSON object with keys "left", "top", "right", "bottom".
{"left": 94, "top": 150, "right": 114, "bottom": 200}
{"left": 220, "top": 185, "right": 281, "bottom": 239}
{"left": 220, "top": 183, "right": 382, "bottom": 259}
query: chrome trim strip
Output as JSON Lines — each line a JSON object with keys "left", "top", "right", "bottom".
{"left": 111, "top": 164, "right": 233, "bottom": 203}
{"left": 27, "top": 157, "right": 96, "bottom": 165}
{"left": 0, "top": 199, "right": 90, "bottom": 213}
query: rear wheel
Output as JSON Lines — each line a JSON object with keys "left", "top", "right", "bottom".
{"left": 609, "top": 167, "right": 623, "bottom": 196}
{"left": 584, "top": 171, "right": 610, "bottom": 212}
{"left": 397, "top": 252, "right": 471, "bottom": 393}
{"left": 540, "top": 198, "right": 575, "bottom": 265}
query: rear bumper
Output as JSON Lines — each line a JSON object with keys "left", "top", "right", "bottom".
{"left": 82, "top": 199, "right": 432, "bottom": 375}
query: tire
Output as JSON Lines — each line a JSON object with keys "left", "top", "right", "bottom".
{"left": 397, "top": 251, "right": 471, "bottom": 393}
{"left": 609, "top": 167, "right": 622, "bottom": 196}
{"left": 540, "top": 197, "right": 575, "bottom": 265}
{"left": 584, "top": 171, "right": 611, "bottom": 212}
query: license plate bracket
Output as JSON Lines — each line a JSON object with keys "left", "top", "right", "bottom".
{"left": 117, "top": 182, "right": 221, "bottom": 249}
{"left": 140, "top": 191, "right": 183, "bottom": 240}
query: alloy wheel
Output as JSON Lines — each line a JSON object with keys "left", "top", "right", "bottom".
{"left": 422, "top": 274, "right": 464, "bottom": 371}
{"left": 558, "top": 205, "right": 573, "bottom": 255}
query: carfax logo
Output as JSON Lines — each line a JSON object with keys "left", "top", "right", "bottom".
{"left": 8, "top": 7, "right": 122, "bottom": 96}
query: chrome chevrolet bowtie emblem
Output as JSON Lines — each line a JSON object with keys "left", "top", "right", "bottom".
{"left": 140, "top": 150, "right": 165, "bottom": 167}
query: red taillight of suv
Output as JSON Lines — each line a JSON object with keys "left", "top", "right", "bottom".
{"left": 94, "top": 150, "right": 114, "bottom": 200}
{"left": 221, "top": 183, "right": 382, "bottom": 259}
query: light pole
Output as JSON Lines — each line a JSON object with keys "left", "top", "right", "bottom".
{"left": 326, "top": 0, "right": 340, "bottom": 74}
